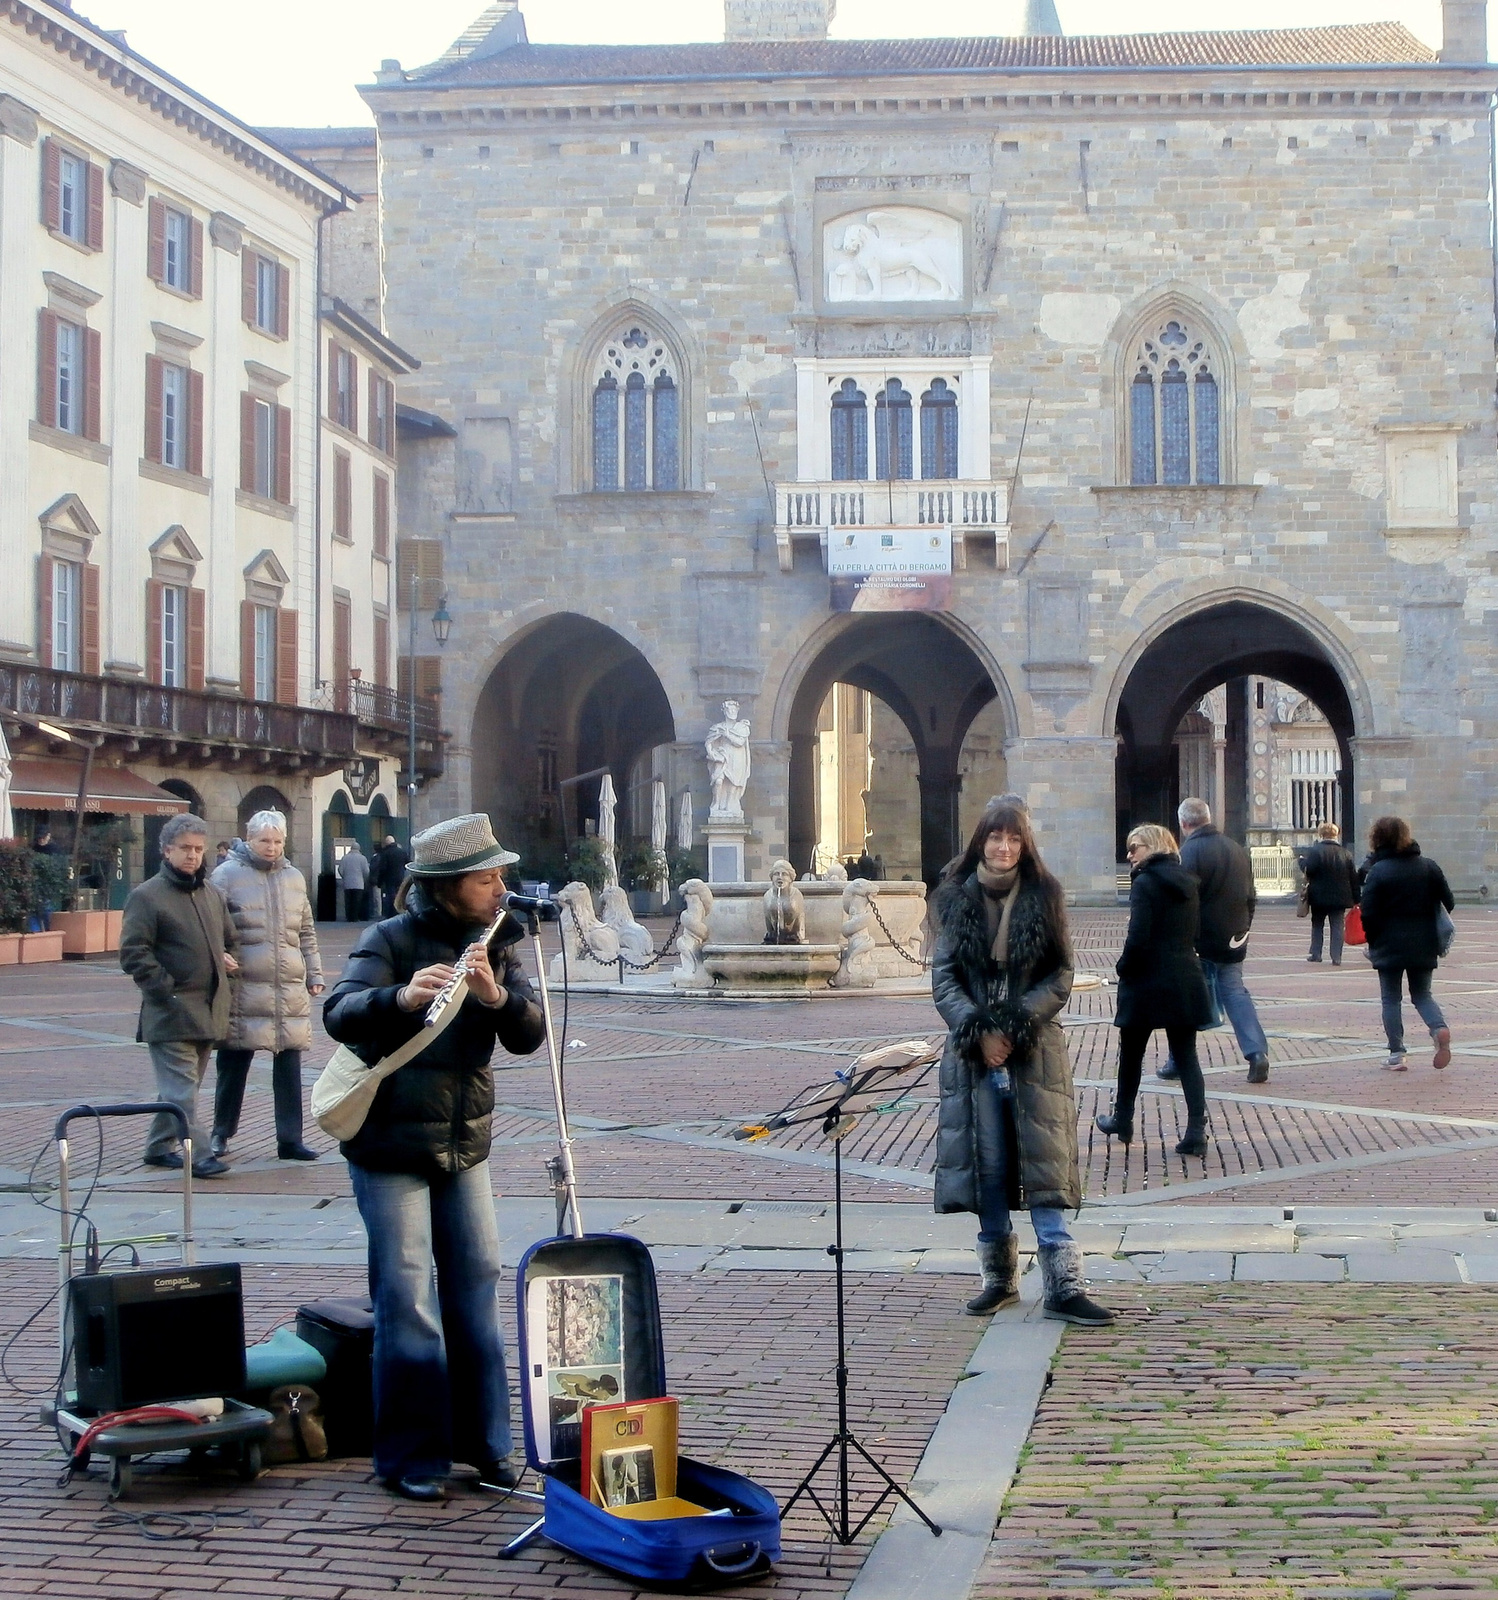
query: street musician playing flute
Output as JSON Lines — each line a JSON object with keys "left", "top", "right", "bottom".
{"left": 324, "top": 814, "right": 544, "bottom": 1503}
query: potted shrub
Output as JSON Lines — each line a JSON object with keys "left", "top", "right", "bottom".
{"left": 23, "top": 849, "right": 70, "bottom": 961}
{"left": 0, "top": 840, "right": 31, "bottom": 965}
{"left": 566, "top": 836, "right": 612, "bottom": 894}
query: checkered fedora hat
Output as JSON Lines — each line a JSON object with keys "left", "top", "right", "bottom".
{"left": 407, "top": 813, "right": 520, "bottom": 877}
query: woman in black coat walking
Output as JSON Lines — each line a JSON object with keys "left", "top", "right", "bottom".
{"left": 1300, "top": 822, "right": 1359, "bottom": 966}
{"left": 929, "top": 800, "right": 1113, "bottom": 1327}
{"left": 1097, "top": 824, "right": 1215, "bottom": 1156}
{"left": 323, "top": 813, "right": 545, "bottom": 1502}
{"left": 1358, "top": 815, "right": 1455, "bottom": 1072}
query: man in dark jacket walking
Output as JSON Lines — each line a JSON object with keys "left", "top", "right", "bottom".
{"left": 1159, "top": 797, "right": 1272, "bottom": 1085}
{"left": 1299, "top": 822, "right": 1359, "bottom": 965}
{"left": 119, "top": 813, "right": 236, "bottom": 1177}
{"left": 373, "top": 834, "right": 410, "bottom": 919}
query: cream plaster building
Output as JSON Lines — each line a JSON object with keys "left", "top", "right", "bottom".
{"left": 0, "top": 1, "right": 432, "bottom": 895}
{"left": 347, "top": 0, "right": 1498, "bottom": 898}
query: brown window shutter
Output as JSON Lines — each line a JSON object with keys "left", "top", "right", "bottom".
{"left": 186, "top": 369, "right": 204, "bottom": 477}
{"left": 379, "top": 377, "right": 394, "bottom": 455}
{"left": 334, "top": 449, "right": 351, "bottom": 540}
{"left": 83, "top": 327, "right": 102, "bottom": 442}
{"left": 396, "top": 539, "right": 444, "bottom": 609}
{"left": 240, "top": 393, "right": 257, "bottom": 492}
{"left": 372, "top": 472, "right": 390, "bottom": 558}
{"left": 41, "top": 138, "right": 61, "bottom": 231}
{"left": 144, "top": 355, "right": 164, "bottom": 463}
{"left": 327, "top": 341, "right": 339, "bottom": 419}
{"left": 274, "top": 404, "right": 292, "bottom": 503}
{"left": 240, "top": 598, "right": 256, "bottom": 697}
{"left": 37, "top": 555, "right": 54, "bottom": 669}
{"left": 241, "top": 249, "right": 258, "bottom": 325}
{"left": 348, "top": 355, "right": 359, "bottom": 436}
{"left": 86, "top": 161, "right": 104, "bottom": 252}
{"left": 187, "top": 586, "right": 206, "bottom": 691}
{"left": 145, "top": 578, "right": 164, "bottom": 683}
{"left": 275, "top": 263, "right": 290, "bottom": 340}
{"left": 373, "top": 612, "right": 389, "bottom": 687}
{"left": 189, "top": 216, "right": 204, "bottom": 299}
{"left": 420, "top": 657, "right": 442, "bottom": 704}
{"left": 332, "top": 595, "right": 351, "bottom": 708}
{"left": 37, "top": 310, "right": 58, "bottom": 429}
{"left": 368, "top": 368, "right": 378, "bottom": 449}
{"left": 81, "top": 562, "right": 101, "bottom": 676}
{"left": 147, "top": 198, "right": 165, "bottom": 283}
{"left": 275, "top": 608, "right": 298, "bottom": 704}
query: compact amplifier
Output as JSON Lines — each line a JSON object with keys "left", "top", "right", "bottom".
{"left": 69, "top": 1263, "right": 246, "bottom": 1413}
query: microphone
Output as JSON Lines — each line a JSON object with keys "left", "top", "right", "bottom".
{"left": 503, "top": 890, "right": 561, "bottom": 921}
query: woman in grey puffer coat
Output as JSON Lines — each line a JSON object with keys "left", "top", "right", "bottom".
{"left": 209, "top": 810, "right": 323, "bottom": 1160}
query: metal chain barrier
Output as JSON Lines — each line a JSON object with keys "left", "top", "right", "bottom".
{"left": 564, "top": 903, "right": 684, "bottom": 975}
{"left": 868, "top": 897, "right": 932, "bottom": 969}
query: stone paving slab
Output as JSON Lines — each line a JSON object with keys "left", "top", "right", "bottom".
{"left": 972, "top": 1284, "right": 1498, "bottom": 1600}
{"left": 1234, "top": 1252, "right": 1347, "bottom": 1281}
{"left": 1344, "top": 1249, "right": 1466, "bottom": 1282}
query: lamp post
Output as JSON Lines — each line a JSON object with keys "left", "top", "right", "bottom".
{"left": 405, "top": 569, "right": 452, "bottom": 837}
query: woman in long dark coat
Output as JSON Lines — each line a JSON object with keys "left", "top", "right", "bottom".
{"left": 1097, "top": 823, "right": 1215, "bottom": 1157}
{"left": 930, "top": 800, "right": 1113, "bottom": 1327}
{"left": 1359, "top": 814, "right": 1455, "bottom": 1071}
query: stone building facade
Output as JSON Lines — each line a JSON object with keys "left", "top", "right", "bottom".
{"left": 357, "top": 0, "right": 1498, "bottom": 899}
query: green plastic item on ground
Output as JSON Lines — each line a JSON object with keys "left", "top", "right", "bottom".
{"left": 244, "top": 1325, "right": 327, "bottom": 1390}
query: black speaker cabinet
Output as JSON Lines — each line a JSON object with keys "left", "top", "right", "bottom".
{"left": 69, "top": 1263, "right": 246, "bottom": 1414}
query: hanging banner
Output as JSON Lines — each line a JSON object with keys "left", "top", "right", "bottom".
{"left": 828, "top": 526, "right": 951, "bottom": 612}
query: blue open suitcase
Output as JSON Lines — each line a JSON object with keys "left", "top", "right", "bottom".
{"left": 502, "top": 1232, "right": 781, "bottom": 1588}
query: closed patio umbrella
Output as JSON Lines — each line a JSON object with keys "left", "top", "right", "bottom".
{"left": 598, "top": 772, "right": 618, "bottom": 885}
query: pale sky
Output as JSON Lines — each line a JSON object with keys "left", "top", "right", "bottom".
{"left": 70, "top": 0, "right": 1447, "bottom": 129}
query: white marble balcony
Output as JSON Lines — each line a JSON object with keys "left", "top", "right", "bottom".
{"left": 772, "top": 479, "right": 1010, "bottom": 572}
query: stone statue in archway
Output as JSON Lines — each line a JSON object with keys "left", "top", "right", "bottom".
{"left": 704, "top": 699, "right": 751, "bottom": 819}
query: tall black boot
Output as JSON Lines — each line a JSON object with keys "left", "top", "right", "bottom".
{"left": 1174, "top": 1055, "right": 1211, "bottom": 1157}
{"left": 964, "top": 1234, "right": 1020, "bottom": 1316}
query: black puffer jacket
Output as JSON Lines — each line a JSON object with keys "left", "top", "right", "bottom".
{"left": 323, "top": 884, "right": 545, "bottom": 1175}
{"left": 1115, "top": 854, "right": 1214, "bottom": 1031}
{"left": 1300, "top": 840, "right": 1358, "bottom": 911}
{"left": 1179, "top": 825, "right": 1256, "bottom": 964}
{"left": 929, "top": 871, "right": 1081, "bottom": 1213}
{"left": 1359, "top": 843, "right": 1454, "bottom": 972}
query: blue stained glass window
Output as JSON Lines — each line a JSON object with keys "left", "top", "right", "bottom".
{"left": 1160, "top": 364, "right": 1190, "bottom": 484}
{"left": 875, "top": 379, "right": 913, "bottom": 481}
{"left": 593, "top": 373, "right": 619, "bottom": 490}
{"left": 919, "top": 379, "right": 958, "bottom": 479}
{"left": 624, "top": 372, "right": 647, "bottom": 490}
{"left": 1130, "top": 373, "right": 1156, "bottom": 485}
{"left": 830, "top": 378, "right": 867, "bottom": 480}
{"left": 1194, "top": 370, "right": 1220, "bottom": 485}
{"left": 652, "top": 372, "right": 679, "bottom": 489}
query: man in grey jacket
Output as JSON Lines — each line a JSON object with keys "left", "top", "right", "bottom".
{"left": 120, "top": 814, "right": 238, "bottom": 1177}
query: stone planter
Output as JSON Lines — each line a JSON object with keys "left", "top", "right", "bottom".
{"left": 105, "top": 910, "right": 124, "bottom": 949}
{"left": 0, "top": 933, "right": 21, "bottom": 966}
{"left": 19, "top": 930, "right": 65, "bottom": 963}
{"left": 51, "top": 910, "right": 110, "bottom": 957}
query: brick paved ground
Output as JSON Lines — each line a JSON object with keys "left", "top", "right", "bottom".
{"left": 0, "top": 1256, "right": 983, "bottom": 1598}
{"left": 977, "top": 1284, "right": 1498, "bottom": 1600}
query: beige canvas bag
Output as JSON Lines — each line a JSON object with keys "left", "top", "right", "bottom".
{"left": 310, "top": 990, "right": 466, "bottom": 1141}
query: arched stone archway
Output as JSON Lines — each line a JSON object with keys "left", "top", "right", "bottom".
{"left": 1113, "top": 600, "right": 1360, "bottom": 854}
{"left": 473, "top": 613, "right": 676, "bottom": 878}
{"left": 784, "top": 613, "right": 1010, "bottom": 885}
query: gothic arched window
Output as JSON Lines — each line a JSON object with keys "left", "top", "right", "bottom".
{"left": 830, "top": 378, "right": 868, "bottom": 481}
{"left": 1129, "top": 318, "right": 1220, "bottom": 485}
{"left": 875, "top": 378, "right": 913, "bottom": 481}
{"left": 920, "top": 379, "right": 958, "bottom": 480}
{"left": 591, "top": 325, "right": 680, "bottom": 491}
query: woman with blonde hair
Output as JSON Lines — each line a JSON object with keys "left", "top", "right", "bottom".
{"left": 1097, "top": 823, "right": 1215, "bottom": 1156}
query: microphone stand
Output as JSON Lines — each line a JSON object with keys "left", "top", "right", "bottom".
{"left": 519, "top": 907, "right": 584, "bottom": 1240}
{"left": 781, "top": 1109, "right": 941, "bottom": 1544}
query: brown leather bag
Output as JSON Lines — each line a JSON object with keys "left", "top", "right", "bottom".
{"left": 264, "top": 1384, "right": 328, "bottom": 1465}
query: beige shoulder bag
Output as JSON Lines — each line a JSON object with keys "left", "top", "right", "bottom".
{"left": 311, "top": 998, "right": 465, "bottom": 1142}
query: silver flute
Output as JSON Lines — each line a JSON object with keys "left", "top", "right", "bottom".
{"left": 422, "top": 907, "right": 510, "bottom": 1029}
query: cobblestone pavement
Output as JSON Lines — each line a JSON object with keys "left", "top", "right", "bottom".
{"left": 978, "top": 1284, "right": 1498, "bottom": 1600}
{"left": 2, "top": 903, "right": 1497, "bottom": 1597}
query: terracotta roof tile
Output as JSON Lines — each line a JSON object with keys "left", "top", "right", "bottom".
{"left": 402, "top": 24, "right": 1438, "bottom": 90}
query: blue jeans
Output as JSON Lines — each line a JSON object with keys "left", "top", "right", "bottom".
{"left": 973, "top": 1065, "right": 1072, "bottom": 1249}
{"left": 1377, "top": 967, "right": 1446, "bottom": 1053}
{"left": 1200, "top": 959, "right": 1268, "bottom": 1060}
{"left": 349, "top": 1158, "right": 513, "bottom": 1482}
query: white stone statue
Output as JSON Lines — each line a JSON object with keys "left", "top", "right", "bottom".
{"left": 704, "top": 699, "right": 752, "bottom": 819}
{"left": 831, "top": 878, "right": 879, "bottom": 989}
{"left": 672, "top": 878, "right": 714, "bottom": 989}
{"left": 549, "top": 881, "right": 620, "bottom": 980}
{"left": 824, "top": 208, "right": 962, "bottom": 303}
{"left": 599, "top": 884, "right": 653, "bottom": 966}
{"left": 763, "top": 858, "right": 807, "bottom": 946}
{"left": 822, "top": 862, "right": 848, "bottom": 883}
